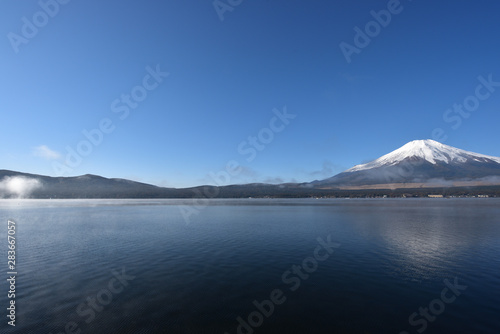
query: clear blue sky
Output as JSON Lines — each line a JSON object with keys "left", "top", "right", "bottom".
{"left": 1, "top": 0, "right": 500, "bottom": 188}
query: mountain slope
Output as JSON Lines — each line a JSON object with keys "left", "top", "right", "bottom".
{"left": 315, "top": 140, "right": 500, "bottom": 188}
{"left": 347, "top": 140, "right": 500, "bottom": 172}
{"left": 0, "top": 170, "right": 180, "bottom": 198}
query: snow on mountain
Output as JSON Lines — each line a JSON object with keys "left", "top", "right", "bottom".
{"left": 312, "top": 140, "right": 500, "bottom": 188}
{"left": 346, "top": 139, "right": 500, "bottom": 173}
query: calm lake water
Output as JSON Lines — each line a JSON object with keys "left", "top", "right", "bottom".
{"left": 0, "top": 198, "right": 499, "bottom": 334}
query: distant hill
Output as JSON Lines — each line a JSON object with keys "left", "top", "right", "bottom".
{"left": 0, "top": 170, "right": 181, "bottom": 198}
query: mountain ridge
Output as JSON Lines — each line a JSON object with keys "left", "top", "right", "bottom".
{"left": 1, "top": 140, "right": 500, "bottom": 198}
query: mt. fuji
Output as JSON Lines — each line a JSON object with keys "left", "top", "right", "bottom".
{"left": 314, "top": 140, "right": 500, "bottom": 189}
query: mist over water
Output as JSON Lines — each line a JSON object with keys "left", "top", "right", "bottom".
{"left": 1, "top": 198, "right": 499, "bottom": 334}
{"left": 0, "top": 176, "right": 41, "bottom": 198}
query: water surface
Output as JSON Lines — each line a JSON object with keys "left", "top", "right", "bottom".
{"left": 0, "top": 198, "right": 499, "bottom": 333}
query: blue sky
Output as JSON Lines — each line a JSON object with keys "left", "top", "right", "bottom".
{"left": 1, "top": 0, "right": 500, "bottom": 188}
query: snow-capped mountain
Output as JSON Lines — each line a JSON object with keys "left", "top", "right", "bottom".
{"left": 347, "top": 139, "right": 500, "bottom": 172}
{"left": 315, "top": 140, "right": 500, "bottom": 188}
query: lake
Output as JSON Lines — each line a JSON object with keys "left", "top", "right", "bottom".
{"left": 0, "top": 198, "right": 499, "bottom": 334}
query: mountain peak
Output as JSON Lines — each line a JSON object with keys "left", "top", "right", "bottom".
{"left": 400, "top": 139, "right": 453, "bottom": 151}
{"left": 347, "top": 140, "right": 500, "bottom": 173}
{"left": 407, "top": 139, "right": 439, "bottom": 144}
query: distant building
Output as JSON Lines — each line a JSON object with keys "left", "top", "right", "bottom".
{"left": 428, "top": 194, "right": 444, "bottom": 198}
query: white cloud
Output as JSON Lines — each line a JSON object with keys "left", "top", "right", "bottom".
{"left": 0, "top": 176, "right": 42, "bottom": 198}
{"left": 33, "top": 145, "right": 61, "bottom": 160}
